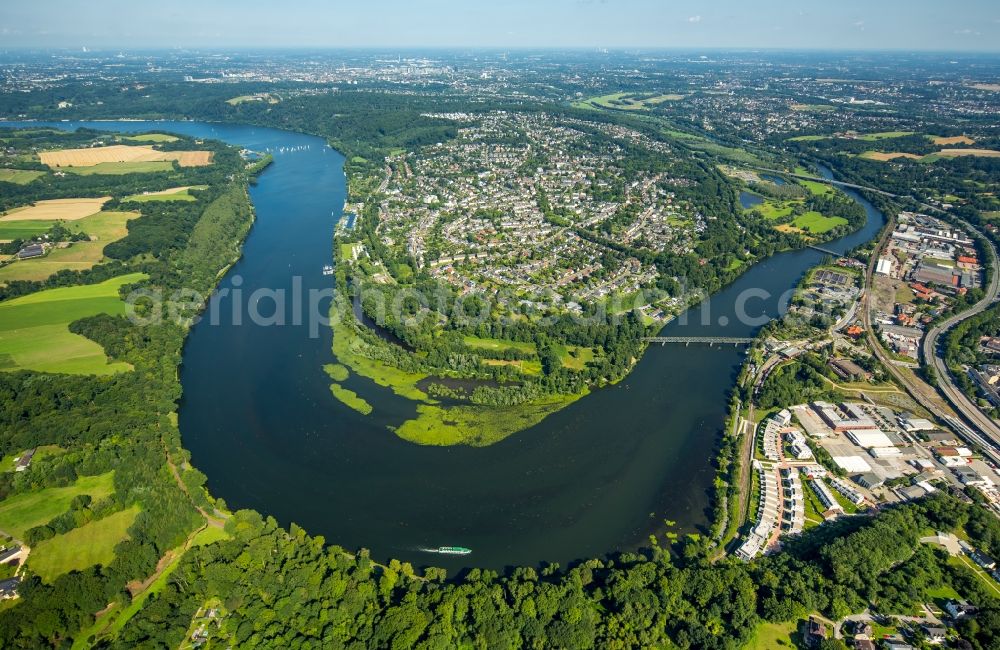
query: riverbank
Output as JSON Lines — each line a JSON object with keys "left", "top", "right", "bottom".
{"left": 327, "top": 291, "right": 587, "bottom": 446}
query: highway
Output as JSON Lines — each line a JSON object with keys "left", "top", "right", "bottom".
{"left": 751, "top": 167, "right": 900, "bottom": 198}
{"left": 862, "top": 212, "right": 1000, "bottom": 464}
{"left": 762, "top": 163, "right": 1000, "bottom": 462}
{"left": 921, "top": 223, "right": 1000, "bottom": 452}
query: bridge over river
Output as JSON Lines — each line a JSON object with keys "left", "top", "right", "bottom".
{"left": 643, "top": 336, "right": 756, "bottom": 346}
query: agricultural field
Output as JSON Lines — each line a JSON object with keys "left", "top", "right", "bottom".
{"left": 65, "top": 161, "right": 177, "bottom": 175}
{"left": 123, "top": 185, "right": 207, "bottom": 203}
{"left": 0, "top": 210, "right": 138, "bottom": 283}
{"left": 789, "top": 103, "right": 836, "bottom": 112}
{"left": 0, "top": 472, "right": 115, "bottom": 539}
{"left": 39, "top": 144, "right": 212, "bottom": 169}
{"left": 123, "top": 133, "right": 178, "bottom": 143}
{"left": 850, "top": 130, "right": 915, "bottom": 141}
{"left": 0, "top": 168, "right": 45, "bottom": 184}
{"left": 859, "top": 151, "right": 924, "bottom": 162}
{"left": 0, "top": 197, "right": 109, "bottom": 221}
{"left": 572, "top": 91, "right": 685, "bottom": 111}
{"left": 930, "top": 135, "right": 975, "bottom": 145}
{"left": 29, "top": 505, "right": 140, "bottom": 582}
{"left": 0, "top": 221, "right": 52, "bottom": 241}
{"left": 0, "top": 272, "right": 146, "bottom": 375}
{"left": 226, "top": 93, "right": 280, "bottom": 105}
{"left": 937, "top": 148, "right": 1000, "bottom": 158}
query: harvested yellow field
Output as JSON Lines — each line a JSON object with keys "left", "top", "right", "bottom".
{"left": 0, "top": 197, "right": 110, "bottom": 222}
{"left": 931, "top": 135, "right": 975, "bottom": 145}
{"left": 937, "top": 148, "right": 1000, "bottom": 158}
{"left": 39, "top": 145, "right": 212, "bottom": 168}
{"left": 860, "top": 151, "right": 923, "bottom": 161}
{"left": 136, "top": 185, "right": 197, "bottom": 197}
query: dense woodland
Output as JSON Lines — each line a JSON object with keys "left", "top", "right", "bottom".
{"left": 0, "top": 128, "right": 255, "bottom": 645}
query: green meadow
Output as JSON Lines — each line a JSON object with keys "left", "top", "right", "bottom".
{"left": 791, "top": 211, "right": 848, "bottom": 234}
{"left": 0, "top": 272, "right": 146, "bottom": 375}
{"left": 65, "top": 161, "right": 175, "bottom": 176}
{"left": 123, "top": 133, "right": 178, "bottom": 143}
{"left": 0, "top": 220, "right": 53, "bottom": 240}
{"left": 463, "top": 335, "right": 537, "bottom": 355}
{"left": 744, "top": 179, "right": 848, "bottom": 234}
{"left": 30, "top": 505, "right": 140, "bottom": 582}
{"left": 123, "top": 185, "right": 207, "bottom": 203}
{"left": 0, "top": 211, "right": 137, "bottom": 284}
{"left": 0, "top": 168, "right": 45, "bottom": 184}
{"left": 0, "top": 472, "right": 115, "bottom": 539}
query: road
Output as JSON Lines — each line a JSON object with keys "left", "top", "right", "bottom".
{"left": 862, "top": 211, "right": 1000, "bottom": 464}
{"left": 921, "top": 222, "right": 1000, "bottom": 450}
{"left": 752, "top": 167, "right": 899, "bottom": 197}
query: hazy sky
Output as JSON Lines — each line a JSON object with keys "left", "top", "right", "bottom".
{"left": 2, "top": 0, "right": 999, "bottom": 51}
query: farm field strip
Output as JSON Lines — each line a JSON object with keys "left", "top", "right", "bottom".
{"left": 0, "top": 272, "right": 147, "bottom": 375}
{"left": 0, "top": 210, "right": 138, "bottom": 283}
{"left": 39, "top": 144, "right": 212, "bottom": 168}
{"left": 0, "top": 197, "right": 110, "bottom": 221}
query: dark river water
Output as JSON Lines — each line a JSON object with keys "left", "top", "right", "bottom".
{"left": 4, "top": 121, "right": 886, "bottom": 572}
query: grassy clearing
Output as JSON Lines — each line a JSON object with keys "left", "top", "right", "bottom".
{"left": 482, "top": 358, "right": 542, "bottom": 375}
{"left": 938, "top": 148, "right": 1000, "bottom": 158}
{"left": 0, "top": 445, "right": 62, "bottom": 474}
{"left": 123, "top": 185, "right": 206, "bottom": 203}
{"left": 123, "top": 133, "right": 178, "bottom": 143}
{"left": 0, "top": 168, "right": 45, "bottom": 184}
{"left": 0, "top": 220, "right": 54, "bottom": 240}
{"left": 930, "top": 135, "right": 974, "bottom": 145}
{"left": 226, "top": 93, "right": 280, "bottom": 105}
{"left": 394, "top": 391, "right": 586, "bottom": 447}
{"left": 0, "top": 472, "right": 115, "bottom": 539}
{"left": 0, "top": 272, "right": 146, "bottom": 375}
{"left": 860, "top": 151, "right": 923, "bottom": 162}
{"left": 745, "top": 620, "right": 798, "bottom": 648}
{"left": 0, "top": 211, "right": 138, "bottom": 283}
{"left": 853, "top": 131, "right": 916, "bottom": 141}
{"left": 30, "top": 505, "right": 140, "bottom": 582}
{"left": 64, "top": 161, "right": 176, "bottom": 176}
{"left": 463, "top": 335, "right": 537, "bottom": 355}
{"left": 752, "top": 200, "right": 794, "bottom": 220}
{"left": 558, "top": 345, "right": 597, "bottom": 371}
{"left": 190, "top": 525, "right": 230, "bottom": 547}
{"left": 787, "top": 134, "right": 828, "bottom": 142}
{"left": 330, "top": 383, "right": 374, "bottom": 415}
{"left": 572, "top": 92, "right": 685, "bottom": 111}
{"left": 791, "top": 211, "right": 848, "bottom": 234}
{"left": 799, "top": 180, "right": 834, "bottom": 196}
{"left": 790, "top": 103, "right": 835, "bottom": 112}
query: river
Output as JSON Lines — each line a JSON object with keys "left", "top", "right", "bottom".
{"left": 3, "top": 121, "right": 886, "bottom": 571}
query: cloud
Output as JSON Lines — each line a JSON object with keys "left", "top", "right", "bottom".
{"left": 853, "top": 20, "right": 865, "bottom": 31}
{"left": 687, "top": 15, "right": 702, "bottom": 23}
{"left": 954, "top": 28, "right": 982, "bottom": 36}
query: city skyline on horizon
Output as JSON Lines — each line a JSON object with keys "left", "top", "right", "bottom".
{"left": 2, "top": 0, "right": 999, "bottom": 53}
